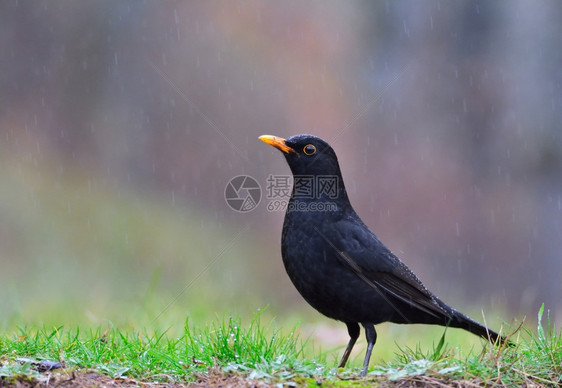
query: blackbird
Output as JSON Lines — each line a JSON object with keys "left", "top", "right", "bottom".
{"left": 259, "top": 134, "right": 509, "bottom": 376}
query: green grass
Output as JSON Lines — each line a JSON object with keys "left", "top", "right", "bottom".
{"left": 0, "top": 311, "right": 325, "bottom": 384}
{"left": 1, "top": 305, "right": 560, "bottom": 386}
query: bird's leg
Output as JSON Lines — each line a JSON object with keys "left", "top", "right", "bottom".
{"left": 338, "top": 322, "right": 360, "bottom": 368}
{"left": 360, "top": 323, "right": 377, "bottom": 377}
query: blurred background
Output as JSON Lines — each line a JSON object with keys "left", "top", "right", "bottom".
{"left": 1, "top": 0, "right": 561, "bottom": 363}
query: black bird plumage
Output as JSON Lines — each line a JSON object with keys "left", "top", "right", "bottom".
{"left": 259, "top": 134, "right": 509, "bottom": 376}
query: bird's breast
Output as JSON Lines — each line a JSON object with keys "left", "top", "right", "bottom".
{"left": 281, "top": 215, "right": 364, "bottom": 320}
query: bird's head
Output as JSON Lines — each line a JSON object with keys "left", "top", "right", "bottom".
{"left": 259, "top": 134, "right": 342, "bottom": 177}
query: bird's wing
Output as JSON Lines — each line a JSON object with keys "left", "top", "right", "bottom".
{"left": 320, "top": 219, "right": 449, "bottom": 320}
{"left": 368, "top": 255, "right": 448, "bottom": 318}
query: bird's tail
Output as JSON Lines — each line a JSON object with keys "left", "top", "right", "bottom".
{"left": 449, "top": 309, "right": 512, "bottom": 346}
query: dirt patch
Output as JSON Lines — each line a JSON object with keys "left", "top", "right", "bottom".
{"left": 0, "top": 368, "right": 548, "bottom": 387}
{"left": 1, "top": 369, "right": 273, "bottom": 388}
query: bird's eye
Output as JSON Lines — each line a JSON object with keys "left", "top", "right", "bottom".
{"left": 303, "top": 144, "right": 316, "bottom": 155}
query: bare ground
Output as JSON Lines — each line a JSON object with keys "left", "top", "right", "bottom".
{"left": 2, "top": 369, "right": 271, "bottom": 388}
{"left": 0, "top": 367, "right": 547, "bottom": 387}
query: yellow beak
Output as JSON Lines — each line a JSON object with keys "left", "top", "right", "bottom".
{"left": 259, "top": 135, "right": 295, "bottom": 154}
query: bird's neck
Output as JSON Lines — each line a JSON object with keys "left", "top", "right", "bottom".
{"left": 288, "top": 173, "right": 351, "bottom": 210}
